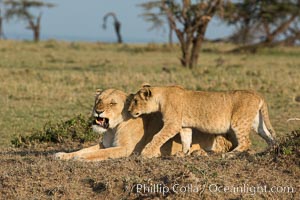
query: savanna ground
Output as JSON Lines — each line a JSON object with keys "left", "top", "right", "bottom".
{"left": 0, "top": 40, "right": 299, "bottom": 199}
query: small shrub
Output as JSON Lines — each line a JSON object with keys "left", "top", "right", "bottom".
{"left": 277, "top": 129, "right": 300, "bottom": 156}
{"left": 11, "top": 115, "right": 99, "bottom": 148}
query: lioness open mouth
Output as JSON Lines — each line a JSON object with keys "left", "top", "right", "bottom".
{"left": 94, "top": 117, "right": 109, "bottom": 129}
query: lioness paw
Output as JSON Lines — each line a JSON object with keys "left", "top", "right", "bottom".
{"left": 72, "top": 156, "right": 87, "bottom": 162}
{"left": 54, "top": 152, "right": 71, "bottom": 160}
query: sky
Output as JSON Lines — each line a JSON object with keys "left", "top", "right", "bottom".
{"left": 2, "top": 0, "right": 234, "bottom": 43}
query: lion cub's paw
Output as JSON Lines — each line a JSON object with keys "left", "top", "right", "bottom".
{"left": 141, "top": 148, "right": 160, "bottom": 158}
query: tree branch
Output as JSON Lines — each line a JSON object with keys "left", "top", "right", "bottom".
{"left": 267, "top": 14, "right": 298, "bottom": 41}
{"left": 182, "top": 0, "right": 190, "bottom": 22}
{"left": 161, "top": 0, "right": 184, "bottom": 43}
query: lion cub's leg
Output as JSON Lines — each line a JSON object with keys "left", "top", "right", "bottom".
{"left": 229, "top": 103, "right": 262, "bottom": 153}
{"left": 230, "top": 127, "right": 251, "bottom": 152}
{"left": 142, "top": 125, "right": 182, "bottom": 158}
{"left": 230, "top": 118, "right": 253, "bottom": 152}
{"left": 180, "top": 128, "right": 192, "bottom": 154}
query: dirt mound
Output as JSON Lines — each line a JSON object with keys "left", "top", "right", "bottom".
{"left": 1, "top": 130, "right": 299, "bottom": 199}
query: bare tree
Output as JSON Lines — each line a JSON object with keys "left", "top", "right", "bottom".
{"left": 102, "top": 12, "right": 122, "bottom": 44}
{"left": 0, "top": 8, "right": 5, "bottom": 39}
{"left": 4, "top": 0, "right": 54, "bottom": 42}
{"left": 0, "top": 1, "right": 5, "bottom": 39}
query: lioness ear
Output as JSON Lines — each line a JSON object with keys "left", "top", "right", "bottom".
{"left": 141, "top": 82, "right": 151, "bottom": 88}
{"left": 140, "top": 87, "right": 152, "bottom": 100}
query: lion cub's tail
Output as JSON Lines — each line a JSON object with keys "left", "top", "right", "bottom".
{"left": 259, "top": 100, "right": 277, "bottom": 142}
{"left": 256, "top": 98, "right": 276, "bottom": 146}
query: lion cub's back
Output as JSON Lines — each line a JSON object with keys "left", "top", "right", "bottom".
{"left": 183, "top": 89, "right": 262, "bottom": 113}
{"left": 182, "top": 90, "right": 263, "bottom": 133}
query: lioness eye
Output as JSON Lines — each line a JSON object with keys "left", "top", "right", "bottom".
{"left": 134, "top": 99, "right": 138, "bottom": 104}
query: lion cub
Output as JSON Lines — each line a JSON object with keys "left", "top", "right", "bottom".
{"left": 128, "top": 84, "right": 276, "bottom": 158}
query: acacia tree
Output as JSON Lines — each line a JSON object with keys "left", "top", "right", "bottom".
{"left": 223, "top": 0, "right": 300, "bottom": 49}
{"left": 4, "top": 0, "right": 54, "bottom": 42}
{"left": 0, "top": 9, "right": 4, "bottom": 39}
{"left": 102, "top": 12, "right": 122, "bottom": 43}
{"left": 151, "top": 0, "right": 224, "bottom": 68}
{"left": 139, "top": 1, "right": 174, "bottom": 46}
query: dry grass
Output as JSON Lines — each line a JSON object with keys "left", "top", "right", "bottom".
{"left": 0, "top": 40, "right": 299, "bottom": 199}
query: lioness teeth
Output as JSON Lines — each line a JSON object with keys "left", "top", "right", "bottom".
{"left": 95, "top": 117, "right": 104, "bottom": 125}
{"left": 95, "top": 117, "right": 109, "bottom": 129}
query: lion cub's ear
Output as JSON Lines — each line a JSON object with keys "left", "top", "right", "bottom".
{"left": 126, "top": 94, "right": 134, "bottom": 102}
{"left": 126, "top": 94, "right": 134, "bottom": 105}
{"left": 140, "top": 87, "right": 152, "bottom": 100}
{"left": 95, "top": 89, "right": 102, "bottom": 96}
{"left": 141, "top": 82, "right": 151, "bottom": 88}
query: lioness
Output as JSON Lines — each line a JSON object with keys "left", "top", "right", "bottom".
{"left": 128, "top": 84, "right": 276, "bottom": 158}
{"left": 55, "top": 89, "right": 232, "bottom": 161}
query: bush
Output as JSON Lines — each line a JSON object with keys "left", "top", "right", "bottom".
{"left": 278, "top": 129, "right": 300, "bottom": 155}
{"left": 11, "top": 115, "right": 99, "bottom": 148}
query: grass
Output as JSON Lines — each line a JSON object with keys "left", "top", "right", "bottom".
{"left": 0, "top": 40, "right": 299, "bottom": 199}
{"left": 0, "top": 40, "right": 299, "bottom": 148}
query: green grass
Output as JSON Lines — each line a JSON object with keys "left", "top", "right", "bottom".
{"left": 0, "top": 40, "right": 299, "bottom": 148}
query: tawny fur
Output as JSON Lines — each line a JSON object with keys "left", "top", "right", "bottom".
{"left": 128, "top": 85, "right": 276, "bottom": 158}
{"left": 55, "top": 89, "right": 232, "bottom": 161}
